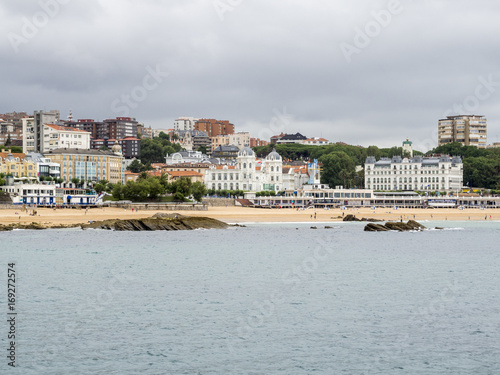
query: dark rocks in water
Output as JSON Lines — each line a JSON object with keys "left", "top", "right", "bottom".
{"left": 364, "top": 223, "right": 390, "bottom": 232}
{"left": 435, "top": 227, "right": 444, "bottom": 230}
{"left": 364, "top": 220, "right": 427, "bottom": 232}
{"left": 310, "top": 226, "right": 317, "bottom": 229}
{"left": 324, "top": 226, "right": 333, "bottom": 229}
{"left": 343, "top": 214, "right": 382, "bottom": 222}
{"left": 81, "top": 215, "right": 229, "bottom": 231}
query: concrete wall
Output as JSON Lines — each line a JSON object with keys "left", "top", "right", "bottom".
{"left": 202, "top": 198, "right": 236, "bottom": 206}
{"left": 108, "top": 202, "right": 208, "bottom": 211}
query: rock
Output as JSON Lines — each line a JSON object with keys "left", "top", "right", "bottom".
{"left": 343, "top": 214, "right": 381, "bottom": 222}
{"left": 435, "top": 227, "right": 444, "bottom": 230}
{"left": 364, "top": 220, "right": 427, "bottom": 232}
{"left": 310, "top": 226, "right": 317, "bottom": 229}
{"left": 324, "top": 226, "right": 333, "bottom": 229}
{"left": 81, "top": 216, "right": 229, "bottom": 231}
{"left": 343, "top": 214, "right": 360, "bottom": 221}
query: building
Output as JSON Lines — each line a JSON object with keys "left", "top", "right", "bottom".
{"left": 137, "top": 124, "right": 153, "bottom": 139}
{"left": 103, "top": 117, "right": 138, "bottom": 139}
{"left": 0, "top": 150, "right": 37, "bottom": 179}
{"left": 194, "top": 119, "right": 234, "bottom": 137}
{"left": 301, "top": 137, "right": 329, "bottom": 146}
{"left": 275, "top": 132, "right": 307, "bottom": 144}
{"left": 44, "top": 147, "right": 124, "bottom": 184}
{"left": 402, "top": 138, "right": 413, "bottom": 157}
{"left": 22, "top": 110, "right": 60, "bottom": 153}
{"left": 24, "top": 153, "right": 60, "bottom": 179}
{"left": 165, "top": 150, "right": 210, "bottom": 165}
{"left": 228, "top": 132, "right": 250, "bottom": 149}
{"left": 118, "top": 137, "right": 141, "bottom": 158}
{"left": 210, "top": 135, "right": 230, "bottom": 151}
{"left": 211, "top": 145, "right": 240, "bottom": 159}
{"left": 364, "top": 155, "right": 463, "bottom": 192}
{"left": 165, "top": 170, "right": 204, "bottom": 183}
{"left": 67, "top": 119, "right": 105, "bottom": 138}
{"left": 438, "top": 115, "right": 487, "bottom": 147}
{"left": 250, "top": 137, "right": 269, "bottom": 147}
{"left": 1, "top": 183, "right": 56, "bottom": 205}
{"left": 174, "top": 117, "right": 199, "bottom": 132}
{"left": 42, "top": 124, "right": 91, "bottom": 152}
{"left": 205, "top": 148, "right": 284, "bottom": 192}
{"left": 174, "top": 130, "right": 210, "bottom": 151}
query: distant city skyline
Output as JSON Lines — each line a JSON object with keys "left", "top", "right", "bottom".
{"left": 1, "top": 1, "right": 500, "bottom": 151}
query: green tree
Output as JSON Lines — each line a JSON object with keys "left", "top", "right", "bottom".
{"left": 112, "top": 183, "right": 124, "bottom": 200}
{"left": 320, "top": 151, "right": 356, "bottom": 188}
{"left": 128, "top": 159, "right": 143, "bottom": 173}
{"left": 191, "top": 181, "right": 207, "bottom": 202}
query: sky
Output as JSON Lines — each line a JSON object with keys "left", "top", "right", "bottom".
{"left": 1, "top": 0, "right": 500, "bottom": 151}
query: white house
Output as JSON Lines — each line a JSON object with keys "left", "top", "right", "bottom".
{"left": 42, "top": 124, "right": 91, "bottom": 152}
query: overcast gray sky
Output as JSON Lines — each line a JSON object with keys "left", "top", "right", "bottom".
{"left": 1, "top": 0, "right": 500, "bottom": 150}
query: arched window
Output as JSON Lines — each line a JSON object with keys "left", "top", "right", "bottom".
{"left": 271, "top": 166, "right": 274, "bottom": 172}
{"left": 243, "top": 163, "right": 246, "bottom": 168}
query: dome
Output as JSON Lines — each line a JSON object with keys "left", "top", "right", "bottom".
{"left": 265, "top": 148, "right": 282, "bottom": 161}
{"left": 238, "top": 147, "right": 255, "bottom": 157}
{"left": 111, "top": 144, "right": 122, "bottom": 154}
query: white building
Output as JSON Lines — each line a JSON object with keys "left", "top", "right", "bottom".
{"left": 205, "top": 147, "right": 284, "bottom": 192}
{"left": 364, "top": 155, "right": 463, "bottom": 192}
{"left": 174, "top": 117, "right": 199, "bottom": 132}
{"left": 1, "top": 183, "right": 56, "bottom": 205}
{"left": 41, "top": 124, "right": 91, "bottom": 152}
{"left": 165, "top": 150, "right": 210, "bottom": 164}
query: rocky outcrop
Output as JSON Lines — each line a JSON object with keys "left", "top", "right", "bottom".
{"left": 343, "top": 214, "right": 381, "bottom": 222}
{"left": 364, "top": 220, "right": 427, "bottom": 232}
{"left": 0, "top": 213, "right": 229, "bottom": 231}
{"left": 81, "top": 214, "right": 229, "bottom": 231}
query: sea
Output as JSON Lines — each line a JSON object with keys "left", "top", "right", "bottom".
{"left": 0, "top": 220, "right": 499, "bottom": 375}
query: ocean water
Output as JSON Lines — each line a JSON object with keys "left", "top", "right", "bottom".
{"left": 0, "top": 221, "right": 499, "bottom": 374}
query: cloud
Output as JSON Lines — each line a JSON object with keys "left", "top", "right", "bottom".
{"left": 1, "top": 0, "right": 500, "bottom": 148}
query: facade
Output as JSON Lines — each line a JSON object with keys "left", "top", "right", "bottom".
{"left": 68, "top": 119, "right": 105, "bottom": 139}
{"left": 228, "top": 132, "right": 250, "bottom": 149}
{"left": 194, "top": 119, "right": 234, "bottom": 137}
{"left": 0, "top": 151, "right": 37, "bottom": 179}
{"left": 44, "top": 148, "right": 124, "bottom": 184}
{"left": 118, "top": 137, "right": 141, "bottom": 158}
{"left": 1, "top": 183, "right": 56, "bottom": 205}
{"left": 438, "top": 115, "right": 487, "bottom": 147}
{"left": 0, "top": 121, "right": 23, "bottom": 146}
{"left": 302, "top": 137, "right": 329, "bottom": 146}
{"left": 364, "top": 155, "right": 463, "bottom": 192}
{"left": 174, "top": 117, "right": 199, "bottom": 132}
{"left": 250, "top": 137, "right": 269, "bottom": 147}
{"left": 22, "top": 110, "right": 60, "bottom": 153}
{"left": 205, "top": 148, "right": 283, "bottom": 192}
{"left": 165, "top": 150, "right": 210, "bottom": 165}
{"left": 101, "top": 117, "right": 138, "bottom": 140}
{"left": 42, "top": 124, "right": 91, "bottom": 152}
{"left": 211, "top": 145, "right": 239, "bottom": 159}
{"left": 275, "top": 132, "right": 307, "bottom": 144}
{"left": 24, "top": 153, "right": 60, "bottom": 179}
{"left": 165, "top": 170, "right": 204, "bottom": 183}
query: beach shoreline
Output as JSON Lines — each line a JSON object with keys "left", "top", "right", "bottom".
{"left": 0, "top": 206, "right": 498, "bottom": 227}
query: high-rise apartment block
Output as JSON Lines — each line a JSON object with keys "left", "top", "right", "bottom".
{"left": 174, "top": 117, "right": 199, "bottom": 132}
{"left": 194, "top": 119, "right": 234, "bottom": 137}
{"left": 22, "top": 110, "right": 60, "bottom": 153}
{"left": 438, "top": 115, "right": 487, "bottom": 147}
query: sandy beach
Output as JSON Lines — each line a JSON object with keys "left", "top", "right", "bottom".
{"left": 0, "top": 206, "right": 498, "bottom": 227}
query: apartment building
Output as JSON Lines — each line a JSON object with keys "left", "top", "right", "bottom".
{"left": 44, "top": 148, "right": 124, "bottom": 184}
{"left": 22, "top": 110, "right": 60, "bottom": 153}
{"left": 438, "top": 115, "right": 487, "bottom": 147}
{"left": 194, "top": 119, "right": 234, "bottom": 137}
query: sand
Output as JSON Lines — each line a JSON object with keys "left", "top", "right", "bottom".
{"left": 0, "top": 206, "right": 498, "bottom": 227}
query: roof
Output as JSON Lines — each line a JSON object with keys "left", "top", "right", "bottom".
{"left": 166, "top": 170, "right": 203, "bottom": 177}
{"left": 44, "top": 148, "right": 120, "bottom": 157}
{"left": 0, "top": 152, "right": 26, "bottom": 160}
{"left": 44, "top": 124, "right": 89, "bottom": 133}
